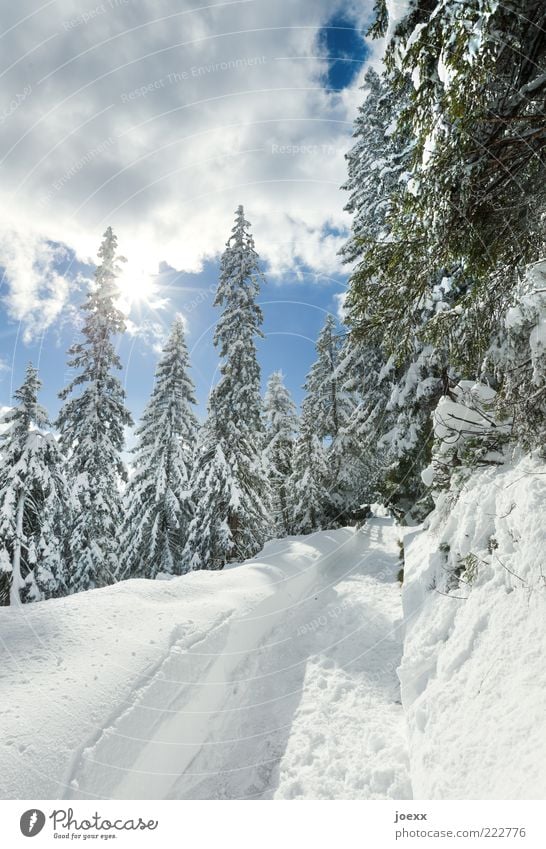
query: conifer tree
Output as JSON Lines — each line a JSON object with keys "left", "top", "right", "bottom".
{"left": 303, "top": 315, "right": 354, "bottom": 523}
{"left": 304, "top": 315, "right": 350, "bottom": 440}
{"left": 340, "top": 67, "right": 410, "bottom": 268}
{"left": 56, "top": 227, "right": 132, "bottom": 592}
{"left": 332, "top": 335, "right": 392, "bottom": 513}
{"left": 289, "top": 399, "right": 329, "bottom": 535}
{"left": 121, "top": 317, "right": 198, "bottom": 579}
{"left": 0, "top": 364, "right": 69, "bottom": 605}
{"left": 378, "top": 347, "right": 445, "bottom": 520}
{"left": 263, "top": 371, "right": 298, "bottom": 536}
{"left": 184, "top": 416, "right": 235, "bottom": 571}
{"left": 185, "top": 206, "right": 270, "bottom": 568}
{"left": 489, "top": 260, "right": 546, "bottom": 455}
{"left": 347, "top": 0, "right": 545, "bottom": 363}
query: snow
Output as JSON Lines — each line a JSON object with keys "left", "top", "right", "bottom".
{"left": 399, "top": 453, "right": 546, "bottom": 799}
{"left": 386, "top": 0, "right": 414, "bottom": 44}
{"left": 274, "top": 522, "right": 410, "bottom": 800}
{"left": 420, "top": 464, "right": 435, "bottom": 488}
{"left": 0, "top": 519, "right": 410, "bottom": 800}
{"left": 427, "top": 380, "right": 511, "bottom": 481}
{"left": 3, "top": 461, "right": 544, "bottom": 801}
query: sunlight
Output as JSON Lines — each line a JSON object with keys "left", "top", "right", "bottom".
{"left": 117, "top": 266, "right": 157, "bottom": 309}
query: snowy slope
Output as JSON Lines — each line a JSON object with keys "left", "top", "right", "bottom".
{"left": 399, "top": 453, "right": 546, "bottom": 799}
{"left": 0, "top": 519, "right": 410, "bottom": 800}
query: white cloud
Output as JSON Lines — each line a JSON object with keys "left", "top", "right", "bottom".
{"left": 0, "top": 0, "right": 374, "bottom": 339}
{"left": 334, "top": 290, "right": 348, "bottom": 321}
{"left": 0, "top": 227, "right": 71, "bottom": 342}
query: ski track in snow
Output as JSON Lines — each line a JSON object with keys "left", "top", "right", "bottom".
{"left": 0, "top": 519, "right": 411, "bottom": 800}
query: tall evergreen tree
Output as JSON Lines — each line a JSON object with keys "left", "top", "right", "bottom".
{"left": 304, "top": 315, "right": 350, "bottom": 440}
{"left": 121, "top": 317, "right": 198, "bottom": 579}
{"left": 348, "top": 0, "right": 545, "bottom": 364}
{"left": 0, "top": 364, "right": 69, "bottom": 606}
{"left": 303, "top": 315, "right": 354, "bottom": 523}
{"left": 289, "top": 398, "right": 329, "bottom": 535}
{"left": 378, "top": 346, "right": 445, "bottom": 520}
{"left": 331, "top": 334, "right": 392, "bottom": 513}
{"left": 56, "top": 227, "right": 132, "bottom": 592}
{"left": 340, "top": 67, "right": 410, "bottom": 267}
{"left": 185, "top": 206, "right": 270, "bottom": 568}
{"left": 184, "top": 415, "right": 235, "bottom": 571}
{"left": 489, "top": 259, "right": 546, "bottom": 454}
{"left": 263, "top": 371, "right": 298, "bottom": 536}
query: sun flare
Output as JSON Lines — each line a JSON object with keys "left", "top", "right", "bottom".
{"left": 117, "top": 265, "right": 158, "bottom": 310}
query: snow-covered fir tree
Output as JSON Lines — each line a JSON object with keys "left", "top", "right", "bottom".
{"left": 263, "top": 371, "right": 298, "bottom": 536}
{"left": 340, "top": 66, "right": 410, "bottom": 268}
{"left": 185, "top": 206, "right": 270, "bottom": 568}
{"left": 348, "top": 0, "right": 545, "bottom": 364}
{"left": 289, "top": 397, "right": 329, "bottom": 535}
{"left": 489, "top": 260, "right": 546, "bottom": 455}
{"left": 0, "top": 365, "right": 69, "bottom": 606}
{"left": 303, "top": 315, "right": 349, "bottom": 440}
{"left": 121, "top": 317, "right": 199, "bottom": 579}
{"left": 331, "top": 334, "right": 392, "bottom": 513}
{"left": 378, "top": 346, "right": 445, "bottom": 520}
{"left": 336, "top": 0, "right": 546, "bottom": 511}
{"left": 184, "top": 415, "right": 236, "bottom": 570}
{"left": 56, "top": 227, "right": 133, "bottom": 592}
{"left": 303, "top": 315, "right": 354, "bottom": 524}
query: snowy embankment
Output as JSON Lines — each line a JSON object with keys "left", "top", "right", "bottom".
{"left": 0, "top": 519, "right": 410, "bottom": 800}
{"left": 400, "top": 453, "right": 546, "bottom": 799}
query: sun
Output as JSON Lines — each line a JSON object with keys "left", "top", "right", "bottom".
{"left": 116, "top": 264, "right": 159, "bottom": 311}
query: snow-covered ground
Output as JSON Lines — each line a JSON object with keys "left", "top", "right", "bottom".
{"left": 3, "top": 462, "right": 544, "bottom": 802}
{"left": 400, "top": 453, "right": 546, "bottom": 799}
{"left": 0, "top": 518, "right": 410, "bottom": 800}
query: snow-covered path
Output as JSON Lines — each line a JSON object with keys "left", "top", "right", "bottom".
{"left": 0, "top": 519, "right": 411, "bottom": 800}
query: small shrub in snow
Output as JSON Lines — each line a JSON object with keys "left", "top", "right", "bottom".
{"left": 458, "top": 553, "right": 479, "bottom": 585}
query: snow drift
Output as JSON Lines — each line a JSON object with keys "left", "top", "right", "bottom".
{"left": 0, "top": 520, "right": 409, "bottom": 800}
{"left": 400, "top": 453, "right": 546, "bottom": 799}
{"left": 1, "top": 470, "right": 545, "bottom": 801}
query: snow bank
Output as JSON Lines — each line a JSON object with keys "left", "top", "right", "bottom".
{"left": 399, "top": 453, "right": 546, "bottom": 798}
{"left": 0, "top": 522, "right": 409, "bottom": 800}
{"left": 0, "top": 559, "right": 272, "bottom": 799}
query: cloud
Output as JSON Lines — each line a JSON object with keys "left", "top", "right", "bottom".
{"left": 0, "top": 228, "right": 71, "bottom": 342}
{"left": 334, "top": 290, "right": 348, "bottom": 321}
{"left": 0, "top": 0, "right": 375, "bottom": 339}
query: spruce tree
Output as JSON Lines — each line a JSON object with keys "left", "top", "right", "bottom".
{"left": 340, "top": 67, "right": 410, "bottom": 267}
{"left": 185, "top": 206, "right": 270, "bottom": 568}
{"left": 289, "top": 399, "right": 329, "bottom": 535}
{"left": 378, "top": 346, "right": 445, "bottom": 521}
{"left": 332, "top": 334, "right": 392, "bottom": 513}
{"left": 303, "top": 315, "right": 354, "bottom": 523}
{"left": 489, "top": 260, "right": 546, "bottom": 454}
{"left": 304, "top": 315, "right": 349, "bottom": 440}
{"left": 56, "top": 227, "right": 133, "bottom": 592}
{"left": 347, "top": 0, "right": 545, "bottom": 364}
{"left": 263, "top": 371, "right": 298, "bottom": 536}
{"left": 121, "top": 317, "right": 198, "bottom": 579}
{"left": 184, "top": 416, "right": 235, "bottom": 571}
{"left": 0, "top": 364, "right": 69, "bottom": 605}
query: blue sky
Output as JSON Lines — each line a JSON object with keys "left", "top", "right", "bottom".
{"left": 0, "top": 1, "right": 373, "bottom": 422}
{"left": 0, "top": 215, "right": 348, "bottom": 422}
